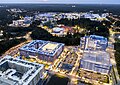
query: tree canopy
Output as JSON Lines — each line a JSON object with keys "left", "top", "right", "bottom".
{"left": 57, "top": 18, "right": 109, "bottom": 38}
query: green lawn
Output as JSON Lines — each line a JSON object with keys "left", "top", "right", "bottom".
{"left": 47, "top": 74, "right": 70, "bottom": 85}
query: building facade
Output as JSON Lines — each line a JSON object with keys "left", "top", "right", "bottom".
{"left": 0, "top": 56, "right": 45, "bottom": 85}
{"left": 80, "top": 35, "right": 108, "bottom": 51}
{"left": 80, "top": 51, "right": 112, "bottom": 74}
{"left": 19, "top": 40, "right": 64, "bottom": 62}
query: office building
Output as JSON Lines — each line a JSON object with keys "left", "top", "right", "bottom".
{"left": 19, "top": 40, "right": 64, "bottom": 62}
{"left": 80, "top": 35, "right": 108, "bottom": 51}
{"left": 80, "top": 51, "right": 112, "bottom": 74}
{"left": 0, "top": 56, "right": 44, "bottom": 85}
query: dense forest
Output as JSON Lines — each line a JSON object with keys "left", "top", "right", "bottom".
{"left": 114, "top": 38, "right": 120, "bottom": 76}
{"left": 0, "top": 6, "right": 112, "bottom": 55}
{"left": 31, "top": 27, "right": 84, "bottom": 45}
{"left": 30, "top": 18, "right": 110, "bottom": 45}
{"left": 115, "top": 21, "right": 120, "bottom": 27}
{"left": 0, "top": 38, "right": 26, "bottom": 55}
{"left": 2, "top": 26, "right": 34, "bottom": 39}
{"left": 57, "top": 18, "right": 110, "bottom": 38}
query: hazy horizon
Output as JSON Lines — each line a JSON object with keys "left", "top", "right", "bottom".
{"left": 0, "top": 0, "right": 120, "bottom": 4}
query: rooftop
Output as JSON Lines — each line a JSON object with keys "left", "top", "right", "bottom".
{"left": 52, "top": 27, "right": 64, "bottom": 33}
{"left": 41, "top": 43, "right": 59, "bottom": 53}
{"left": 0, "top": 56, "right": 44, "bottom": 85}
{"left": 82, "top": 51, "right": 110, "bottom": 65}
{"left": 20, "top": 40, "right": 64, "bottom": 56}
{"left": 81, "top": 35, "right": 108, "bottom": 50}
{"left": 90, "top": 35, "right": 107, "bottom": 41}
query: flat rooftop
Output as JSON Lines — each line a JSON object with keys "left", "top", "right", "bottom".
{"left": 90, "top": 35, "right": 107, "bottom": 41}
{"left": 20, "top": 40, "right": 64, "bottom": 56}
{"left": 82, "top": 51, "right": 110, "bottom": 65}
{"left": 0, "top": 56, "right": 44, "bottom": 85}
{"left": 81, "top": 35, "right": 108, "bottom": 50}
{"left": 41, "top": 43, "right": 59, "bottom": 53}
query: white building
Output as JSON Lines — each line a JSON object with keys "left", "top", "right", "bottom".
{"left": 0, "top": 30, "right": 3, "bottom": 36}
{"left": 80, "top": 35, "right": 108, "bottom": 51}
{"left": 82, "top": 13, "right": 108, "bottom": 21}
{"left": 80, "top": 51, "right": 112, "bottom": 74}
{"left": 0, "top": 56, "right": 45, "bottom": 85}
{"left": 52, "top": 27, "right": 64, "bottom": 36}
{"left": 52, "top": 27, "right": 64, "bottom": 33}
{"left": 9, "top": 16, "right": 32, "bottom": 27}
{"left": 19, "top": 40, "right": 64, "bottom": 62}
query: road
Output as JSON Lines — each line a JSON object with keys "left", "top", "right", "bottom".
{"left": 108, "top": 28, "right": 120, "bottom": 85}
{"left": 70, "top": 51, "right": 81, "bottom": 75}
{"left": 108, "top": 15, "right": 120, "bottom": 85}
{"left": 109, "top": 16, "right": 120, "bottom": 22}
{"left": 2, "top": 31, "right": 32, "bottom": 57}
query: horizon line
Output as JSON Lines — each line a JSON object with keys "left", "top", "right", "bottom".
{"left": 0, "top": 2, "right": 120, "bottom": 5}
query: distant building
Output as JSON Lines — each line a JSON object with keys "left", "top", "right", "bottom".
{"left": 9, "top": 17, "right": 32, "bottom": 27}
{"left": 13, "top": 20, "right": 24, "bottom": 26}
{"left": 52, "top": 27, "right": 64, "bottom": 33}
{"left": 80, "top": 35, "right": 108, "bottom": 51}
{"left": 19, "top": 40, "right": 64, "bottom": 62}
{"left": 52, "top": 26, "right": 73, "bottom": 36}
{"left": 0, "top": 30, "right": 3, "bottom": 36}
{"left": 34, "top": 13, "right": 55, "bottom": 21}
{"left": 101, "top": 13, "right": 109, "bottom": 18}
{"left": 60, "top": 26, "right": 73, "bottom": 33}
{"left": 80, "top": 51, "right": 112, "bottom": 74}
{"left": 51, "top": 27, "right": 64, "bottom": 36}
{"left": 24, "top": 16, "right": 33, "bottom": 24}
{"left": 82, "top": 13, "right": 108, "bottom": 21}
{"left": 7, "top": 8, "right": 23, "bottom": 13}
{"left": 0, "top": 56, "right": 45, "bottom": 85}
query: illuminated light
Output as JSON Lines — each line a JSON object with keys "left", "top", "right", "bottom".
{"left": 71, "top": 78, "right": 78, "bottom": 84}
{"left": 103, "top": 23, "right": 106, "bottom": 26}
{"left": 56, "top": 73, "right": 66, "bottom": 78}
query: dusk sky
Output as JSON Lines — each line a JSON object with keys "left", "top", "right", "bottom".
{"left": 0, "top": 0, "right": 120, "bottom": 4}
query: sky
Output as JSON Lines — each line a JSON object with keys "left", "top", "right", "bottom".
{"left": 0, "top": 0, "right": 120, "bottom": 4}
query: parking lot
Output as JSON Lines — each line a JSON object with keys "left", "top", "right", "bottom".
{"left": 53, "top": 46, "right": 82, "bottom": 75}
{"left": 78, "top": 70, "right": 109, "bottom": 84}
{"left": 58, "top": 51, "right": 78, "bottom": 73}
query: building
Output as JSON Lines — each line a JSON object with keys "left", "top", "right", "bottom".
{"left": 82, "top": 13, "right": 108, "bottom": 21}
{"left": 0, "top": 30, "right": 3, "bottom": 36}
{"left": 80, "top": 35, "right": 108, "bottom": 51}
{"left": 60, "top": 26, "right": 73, "bottom": 33}
{"left": 52, "top": 27, "right": 64, "bottom": 33}
{"left": 19, "top": 40, "right": 64, "bottom": 62}
{"left": 13, "top": 20, "right": 24, "bottom": 26}
{"left": 9, "top": 16, "right": 32, "bottom": 27}
{"left": 9, "top": 19, "right": 31, "bottom": 27}
{"left": 0, "top": 56, "right": 45, "bottom": 85}
{"left": 51, "top": 26, "right": 73, "bottom": 36}
{"left": 80, "top": 51, "right": 112, "bottom": 74}
{"left": 51, "top": 27, "right": 64, "bottom": 36}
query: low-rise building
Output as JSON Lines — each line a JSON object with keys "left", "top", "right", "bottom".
{"left": 0, "top": 56, "right": 45, "bottom": 85}
{"left": 82, "top": 13, "right": 108, "bottom": 21}
{"left": 9, "top": 16, "right": 32, "bottom": 27}
{"left": 52, "top": 27, "right": 64, "bottom": 36}
{"left": 19, "top": 40, "right": 64, "bottom": 62}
